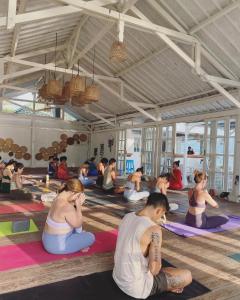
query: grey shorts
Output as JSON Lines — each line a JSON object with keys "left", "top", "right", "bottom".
{"left": 150, "top": 271, "right": 168, "bottom": 296}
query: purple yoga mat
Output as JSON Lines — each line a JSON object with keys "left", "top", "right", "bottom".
{"left": 161, "top": 215, "right": 240, "bottom": 237}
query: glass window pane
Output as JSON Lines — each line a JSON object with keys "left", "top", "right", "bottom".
{"left": 228, "top": 156, "right": 234, "bottom": 173}
{"left": 217, "top": 120, "right": 225, "bottom": 136}
{"left": 214, "top": 173, "right": 224, "bottom": 190}
{"left": 229, "top": 137, "right": 235, "bottom": 155}
{"left": 216, "top": 138, "right": 224, "bottom": 154}
{"left": 216, "top": 156, "right": 224, "bottom": 171}
{"left": 228, "top": 175, "right": 233, "bottom": 192}
{"left": 229, "top": 120, "right": 236, "bottom": 137}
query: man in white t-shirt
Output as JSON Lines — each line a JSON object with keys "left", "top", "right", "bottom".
{"left": 113, "top": 193, "right": 192, "bottom": 299}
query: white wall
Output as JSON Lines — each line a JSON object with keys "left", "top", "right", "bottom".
{"left": 0, "top": 113, "right": 89, "bottom": 168}
{"left": 90, "top": 131, "right": 117, "bottom": 163}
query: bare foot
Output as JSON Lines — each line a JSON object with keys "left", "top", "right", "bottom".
{"left": 171, "top": 288, "right": 183, "bottom": 294}
{"left": 81, "top": 247, "right": 90, "bottom": 253}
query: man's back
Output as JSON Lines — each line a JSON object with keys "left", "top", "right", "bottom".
{"left": 113, "top": 212, "right": 155, "bottom": 299}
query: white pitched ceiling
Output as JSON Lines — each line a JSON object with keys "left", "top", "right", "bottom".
{"left": 0, "top": 0, "right": 239, "bottom": 124}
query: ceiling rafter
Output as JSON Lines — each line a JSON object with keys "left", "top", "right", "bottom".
{"left": 189, "top": 0, "right": 240, "bottom": 34}
{"left": 156, "top": 0, "right": 238, "bottom": 80}
{"left": 131, "top": 4, "right": 240, "bottom": 108}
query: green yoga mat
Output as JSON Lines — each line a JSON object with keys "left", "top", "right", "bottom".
{"left": 229, "top": 253, "right": 240, "bottom": 262}
{"left": 0, "top": 219, "right": 38, "bottom": 237}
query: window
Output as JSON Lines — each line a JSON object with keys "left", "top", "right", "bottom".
{"left": 64, "top": 111, "right": 78, "bottom": 121}
{"left": 134, "top": 135, "right": 141, "bottom": 152}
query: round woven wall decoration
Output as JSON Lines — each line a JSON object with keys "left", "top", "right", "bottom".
{"left": 15, "top": 152, "right": 23, "bottom": 159}
{"left": 60, "top": 140, "right": 67, "bottom": 147}
{"left": 46, "top": 147, "right": 54, "bottom": 156}
{"left": 67, "top": 137, "right": 74, "bottom": 145}
{"left": 40, "top": 147, "right": 47, "bottom": 153}
{"left": 35, "top": 153, "right": 42, "bottom": 160}
{"left": 52, "top": 141, "right": 59, "bottom": 147}
{"left": 20, "top": 146, "right": 28, "bottom": 153}
{"left": 5, "top": 138, "right": 13, "bottom": 146}
{"left": 3, "top": 144, "right": 11, "bottom": 153}
{"left": 62, "top": 148, "right": 66, "bottom": 153}
{"left": 79, "top": 134, "right": 87, "bottom": 142}
{"left": 11, "top": 144, "right": 19, "bottom": 152}
{"left": 0, "top": 138, "right": 4, "bottom": 146}
{"left": 60, "top": 134, "right": 68, "bottom": 141}
{"left": 73, "top": 134, "right": 80, "bottom": 141}
{"left": 23, "top": 153, "right": 31, "bottom": 160}
{"left": 8, "top": 152, "right": 14, "bottom": 157}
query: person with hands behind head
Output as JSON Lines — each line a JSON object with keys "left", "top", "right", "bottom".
{"left": 185, "top": 170, "right": 229, "bottom": 229}
{"left": 42, "top": 178, "right": 95, "bottom": 254}
{"left": 113, "top": 193, "right": 192, "bottom": 299}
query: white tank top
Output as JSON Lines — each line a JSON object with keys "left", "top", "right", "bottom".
{"left": 102, "top": 166, "right": 114, "bottom": 190}
{"left": 113, "top": 212, "right": 156, "bottom": 299}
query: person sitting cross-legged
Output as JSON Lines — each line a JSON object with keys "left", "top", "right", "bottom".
{"left": 42, "top": 179, "right": 95, "bottom": 254}
{"left": 123, "top": 167, "right": 150, "bottom": 202}
{"left": 113, "top": 193, "right": 192, "bottom": 299}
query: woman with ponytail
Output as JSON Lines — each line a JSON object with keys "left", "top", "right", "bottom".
{"left": 185, "top": 170, "right": 228, "bottom": 229}
{"left": 42, "top": 178, "right": 95, "bottom": 254}
{"left": 169, "top": 160, "right": 183, "bottom": 190}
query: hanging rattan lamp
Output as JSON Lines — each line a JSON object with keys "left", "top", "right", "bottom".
{"left": 110, "top": 41, "right": 127, "bottom": 63}
{"left": 110, "top": 16, "right": 127, "bottom": 63}
{"left": 85, "top": 84, "right": 100, "bottom": 102}
{"left": 85, "top": 48, "right": 100, "bottom": 102}
{"left": 47, "top": 33, "right": 62, "bottom": 98}
{"left": 69, "top": 60, "right": 85, "bottom": 96}
{"left": 71, "top": 94, "right": 85, "bottom": 107}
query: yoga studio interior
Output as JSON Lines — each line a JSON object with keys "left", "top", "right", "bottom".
{"left": 1, "top": 0, "right": 240, "bottom": 299}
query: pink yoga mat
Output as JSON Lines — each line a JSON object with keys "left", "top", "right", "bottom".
{"left": 0, "top": 229, "right": 118, "bottom": 271}
{"left": 0, "top": 203, "right": 45, "bottom": 214}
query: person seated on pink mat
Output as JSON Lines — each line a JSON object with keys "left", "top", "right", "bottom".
{"left": 42, "top": 178, "right": 95, "bottom": 254}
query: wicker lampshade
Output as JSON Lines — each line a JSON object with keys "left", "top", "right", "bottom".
{"left": 46, "top": 79, "right": 62, "bottom": 97}
{"left": 70, "top": 75, "right": 85, "bottom": 96}
{"left": 71, "top": 95, "right": 85, "bottom": 107}
{"left": 54, "top": 86, "right": 67, "bottom": 105}
{"left": 38, "top": 83, "right": 49, "bottom": 99}
{"left": 63, "top": 81, "right": 72, "bottom": 99}
{"left": 85, "top": 84, "right": 100, "bottom": 102}
{"left": 110, "top": 41, "right": 127, "bottom": 63}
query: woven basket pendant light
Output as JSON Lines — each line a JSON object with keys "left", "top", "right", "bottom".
{"left": 70, "top": 60, "right": 85, "bottom": 96}
{"left": 47, "top": 33, "right": 62, "bottom": 98}
{"left": 110, "top": 41, "right": 127, "bottom": 63}
{"left": 85, "top": 48, "right": 100, "bottom": 102}
{"left": 54, "top": 71, "right": 68, "bottom": 105}
{"left": 85, "top": 84, "right": 100, "bottom": 102}
{"left": 110, "top": 15, "right": 127, "bottom": 63}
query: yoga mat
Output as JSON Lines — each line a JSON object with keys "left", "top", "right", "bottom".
{"left": 229, "top": 253, "right": 240, "bottom": 262}
{"left": 0, "top": 219, "right": 38, "bottom": 237}
{"left": 0, "top": 260, "right": 210, "bottom": 300}
{"left": 162, "top": 215, "right": 240, "bottom": 237}
{"left": 0, "top": 202, "right": 45, "bottom": 215}
{"left": 0, "top": 229, "right": 117, "bottom": 271}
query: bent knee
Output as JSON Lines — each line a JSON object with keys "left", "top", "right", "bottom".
{"left": 182, "top": 269, "right": 192, "bottom": 286}
{"left": 86, "top": 232, "right": 95, "bottom": 245}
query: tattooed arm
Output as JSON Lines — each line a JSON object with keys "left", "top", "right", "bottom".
{"left": 148, "top": 227, "right": 162, "bottom": 276}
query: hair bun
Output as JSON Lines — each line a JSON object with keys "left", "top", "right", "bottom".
{"left": 193, "top": 169, "right": 199, "bottom": 176}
